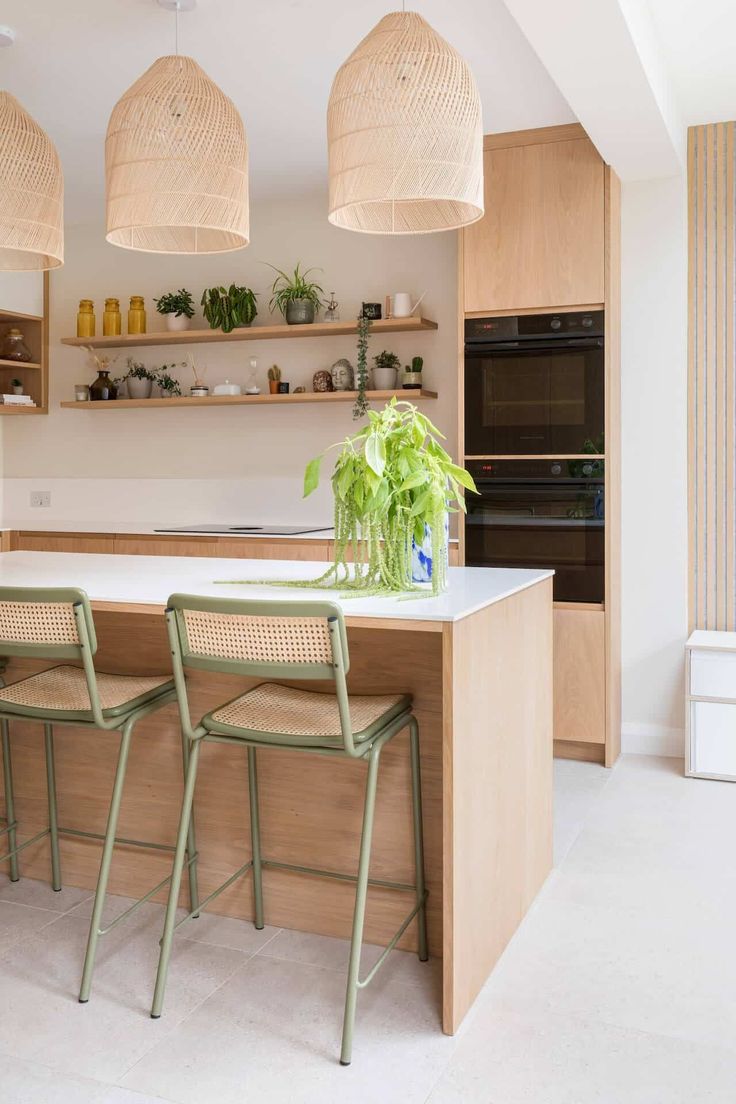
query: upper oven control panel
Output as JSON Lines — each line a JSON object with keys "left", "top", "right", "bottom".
{"left": 465, "top": 310, "right": 604, "bottom": 343}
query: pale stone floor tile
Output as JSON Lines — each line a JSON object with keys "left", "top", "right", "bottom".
{"left": 0, "top": 871, "right": 92, "bottom": 914}
{"left": 0, "top": 898, "right": 61, "bottom": 952}
{"left": 2, "top": 755, "right": 733, "bottom": 1104}
{"left": 425, "top": 1004, "right": 736, "bottom": 1104}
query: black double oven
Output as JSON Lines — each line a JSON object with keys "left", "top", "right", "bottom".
{"left": 464, "top": 311, "right": 605, "bottom": 604}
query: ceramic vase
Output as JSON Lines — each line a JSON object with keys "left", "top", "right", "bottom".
{"left": 126, "top": 376, "right": 153, "bottom": 399}
{"left": 372, "top": 367, "right": 398, "bottom": 390}
{"left": 165, "top": 314, "right": 190, "bottom": 332}
{"left": 411, "top": 515, "right": 449, "bottom": 584}
{"left": 285, "top": 299, "right": 315, "bottom": 325}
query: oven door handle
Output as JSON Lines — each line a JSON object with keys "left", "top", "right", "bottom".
{"left": 465, "top": 337, "right": 603, "bottom": 353}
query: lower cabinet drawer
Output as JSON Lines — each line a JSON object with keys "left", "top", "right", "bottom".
{"left": 689, "top": 700, "right": 736, "bottom": 779}
{"left": 690, "top": 649, "right": 736, "bottom": 699}
{"left": 553, "top": 607, "right": 605, "bottom": 745}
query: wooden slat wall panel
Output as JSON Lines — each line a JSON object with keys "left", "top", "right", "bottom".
{"left": 689, "top": 122, "right": 736, "bottom": 630}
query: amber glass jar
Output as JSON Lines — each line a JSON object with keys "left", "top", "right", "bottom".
{"left": 89, "top": 370, "right": 117, "bottom": 401}
{"left": 77, "top": 299, "right": 95, "bottom": 338}
{"left": 103, "top": 298, "right": 122, "bottom": 336}
{"left": 128, "top": 295, "right": 146, "bottom": 335}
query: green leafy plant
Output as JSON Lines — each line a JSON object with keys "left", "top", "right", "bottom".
{"left": 155, "top": 363, "right": 185, "bottom": 396}
{"left": 267, "top": 263, "right": 324, "bottom": 318}
{"left": 10, "top": 378, "right": 21, "bottom": 388}
{"left": 154, "top": 289, "right": 195, "bottom": 318}
{"left": 122, "top": 358, "right": 156, "bottom": 382}
{"left": 373, "top": 350, "right": 401, "bottom": 373}
{"left": 301, "top": 400, "right": 477, "bottom": 596}
{"left": 353, "top": 315, "right": 372, "bottom": 419}
{"left": 201, "top": 285, "right": 258, "bottom": 333}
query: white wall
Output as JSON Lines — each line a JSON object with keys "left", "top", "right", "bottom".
{"left": 2, "top": 192, "right": 457, "bottom": 528}
{"left": 620, "top": 174, "right": 688, "bottom": 754}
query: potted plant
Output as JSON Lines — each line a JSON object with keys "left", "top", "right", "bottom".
{"left": 268, "top": 262, "right": 324, "bottom": 325}
{"left": 372, "top": 350, "right": 401, "bottom": 391}
{"left": 201, "top": 285, "right": 257, "bottom": 333}
{"left": 300, "top": 400, "right": 477, "bottom": 596}
{"left": 122, "top": 359, "right": 156, "bottom": 399}
{"left": 267, "top": 364, "right": 281, "bottom": 395}
{"left": 10, "top": 378, "right": 23, "bottom": 395}
{"left": 155, "top": 365, "right": 183, "bottom": 398}
{"left": 154, "top": 289, "right": 195, "bottom": 332}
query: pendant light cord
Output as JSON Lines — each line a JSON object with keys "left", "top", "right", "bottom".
{"left": 175, "top": 2, "right": 179, "bottom": 56}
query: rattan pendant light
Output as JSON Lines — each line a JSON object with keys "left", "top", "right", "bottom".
{"left": 0, "top": 92, "right": 63, "bottom": 269}
{"left": 327, "top": 10, "right": 483, "bottom": 235}
{"left": 105, "top": 51, "right": 249, "bottom": 254}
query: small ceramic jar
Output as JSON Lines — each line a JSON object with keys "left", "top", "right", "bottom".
{"left": 313, "top": 369, "right": 334, "bottom": 392}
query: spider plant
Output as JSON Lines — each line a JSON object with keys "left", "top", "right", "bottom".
{"left": 267, "top": 262, "right": 324, "bottom": 319}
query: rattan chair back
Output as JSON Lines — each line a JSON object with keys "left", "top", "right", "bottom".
{"left": 0, "top": 587, "right": 97, "bottom": 659}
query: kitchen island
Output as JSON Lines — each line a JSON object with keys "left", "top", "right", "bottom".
{"left": 0, "top": 551, "right": 553, "bottom": 1034}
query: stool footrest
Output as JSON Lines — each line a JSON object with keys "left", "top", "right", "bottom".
{"left": 174, "top": 859, "right": 254, "bottom": 932}
{"left": 261, "top": 858, "right": 416, "bottom": 894}
{"left": 0, "top": 826, "right": 49, "bottom": 865}
{"left": 0, "top": 817, "right": 18, "bottom": 838}
{"left": 98, "top": 851, "right": 199, "bottom": 937}
{"left": 58, "top": 826, "right": 179, "bottom": 855}
{"left": 357, "top": 890, "right": 429, "bottom": 989}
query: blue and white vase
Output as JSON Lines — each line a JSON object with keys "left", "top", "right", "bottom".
{"left": 411, "top": 515, "right": 450, "bottom": 583}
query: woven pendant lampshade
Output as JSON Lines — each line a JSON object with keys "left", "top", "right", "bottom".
{"left": 327, "top": 11, "right": 483, "bottom": 235}
{"left": 0, "top": 92, "right": 63, "bottom": 270}
{"left": 105, "top": 55, "right": 248, "bottom": 254}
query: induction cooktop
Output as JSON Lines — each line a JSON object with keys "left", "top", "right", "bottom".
{"left": 154, "top": 524, "right": 332, "bottom": 535}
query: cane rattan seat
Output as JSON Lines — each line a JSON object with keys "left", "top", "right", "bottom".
{"left": 204, "top": 682, "right": 410, "bottom": 747}
{"left": 0, "top": 664, "right": 174, "bottom": 720}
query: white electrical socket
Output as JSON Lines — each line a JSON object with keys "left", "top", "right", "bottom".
{"left": 30, "top": 491, "right": 51, "bottom": 508}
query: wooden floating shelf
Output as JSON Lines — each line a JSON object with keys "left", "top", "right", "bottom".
{"left": 0, "top": 405, "right": 43, "bottom": 415}
{"left": 60, "top": 316, "right": 438, "bottom": 350}
{"left": 0, "top": 358, "right": 41, "bottom": 370}
{"left": 60, "top": 389, "right": 438, "bottom": 411}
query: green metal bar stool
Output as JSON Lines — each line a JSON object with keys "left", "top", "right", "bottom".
{"left": 0, "top": 586, "right": 200, "bottom": 1002}
{"left": 151, "top": 594, "right": 428, "bottom": 1066}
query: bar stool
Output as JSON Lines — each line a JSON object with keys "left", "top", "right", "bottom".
{"left": 0, "top": 586, "right": 199, "bottom": 1002}
{"left": 151, "top": 594, "right": 428, "bottom": 1066}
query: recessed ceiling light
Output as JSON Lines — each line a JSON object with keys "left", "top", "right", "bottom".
{"left": 157, "top": 1, "right": 196, "bottom": 11}
{"left": 0, "top": 26, "right": 16, "bottom": 48}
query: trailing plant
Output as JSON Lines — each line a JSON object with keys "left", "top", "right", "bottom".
{"left": 155, "top": 362, "right": 185, "bottom": 396}
{"left": 217, "top": 400, "right": 477, "bottom": 598}
{"left": 267, "top": 262, "right": 324, "bottom": 318}
{"left": 201, "top": 285, "right": 258, "bottom": 333}
{"left": 154, "top": 289, "right": 195, "bottom": 318}
{"left": 353, "top": 314, "right": 372, "bottom": 419}
{"left": 122, "top": 358, "right": 156, "bottom": 382}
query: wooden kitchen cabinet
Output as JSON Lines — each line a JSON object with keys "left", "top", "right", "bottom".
{"left": 553, "top": 606, "right": 606, "bottom": 746}
{"left": 462, "top": 127, "right": 605, "bottom": 314}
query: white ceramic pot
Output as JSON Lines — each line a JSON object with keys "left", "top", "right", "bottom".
{"left": 126, "top": 376, "right": 153, "bottom": 399}
{"left": 372, "top": 367, "right": 398, "bottom": 390}
{"left": 165, "top": 313, "right": 190, "bottom": 332}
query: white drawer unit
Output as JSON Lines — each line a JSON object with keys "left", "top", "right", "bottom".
{"left": 686, "top": 630, "right": 736, "bottom": 781}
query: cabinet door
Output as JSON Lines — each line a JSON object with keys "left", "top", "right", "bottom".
{"left": 15, "top": 533, "right": 115, "bottom": 554}
{"left": 554, "top": 606, "right": 605, "bottom": 745}
{"left": 463, "top": 139, "right": 605, "bottom": 313}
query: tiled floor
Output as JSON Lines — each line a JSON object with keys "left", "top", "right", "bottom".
{"left": 1, "top": 755, "right": 735, "bottom": 1102}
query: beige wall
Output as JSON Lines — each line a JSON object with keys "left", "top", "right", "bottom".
{"left": 2, "top": 192, "right": 457, "bottom": 525}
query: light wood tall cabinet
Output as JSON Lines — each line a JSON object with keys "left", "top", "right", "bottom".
{"left": 458, "top": 123, "right": 621, "bottom": 766}
{"left": 0, "top": 271, "right": 50, "bottom": 415}
{"left": 462, "top": 125, "right": 606, "bottom": 315}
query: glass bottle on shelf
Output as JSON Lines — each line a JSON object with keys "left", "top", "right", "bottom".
{"left": 89, "top": 369, "right": 117, "bottom": 401}
{"left": 324, "top": 292, "right": 340, "bottom": 323}
{"left": 246, "top": 356, "right": 260, "bottom": 394}
{"left": 77, "top": 299, "right": 95, "bottom": 338}
{"left": 103, "top": 298, "right": 122, "bottom": 336}
{"left": 128, "top": 295, "right": 146, "bottom": 335}
{"left": 1, "top": 329, "right": 32, "bottom": 362}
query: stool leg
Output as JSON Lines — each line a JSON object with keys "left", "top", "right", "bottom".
{"left": 409, "top": 716, "right": 428, "bottom": 963}
{"left": 79, "top": 721, "right": 133, "bottom": 1003}
{"left": 151, "top": 737, "right": 201, "bottom": 1019}
{"left": 179, "top": 727, "right": 200, "bottom": 919}
{"left": 340, "top": 742, "right": 382, "bottom": 1067}
{"left": 1, "top": 720, "right": 19, "bottom": 883}
{"left": 44, "top": 725, "right": 62, "bottom": 892}
{"left": 247, "top": 746, "right": 264, "bottom": 930}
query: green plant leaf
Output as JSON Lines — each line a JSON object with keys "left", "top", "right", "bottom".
{"left": 364, "top": 433, "right": 386, "bottom": 477}
{"left": 303, "top": 455, "right": 322, "bottom": 497}
{"left": 399, "top": 470, "right": 428, "bottom": 491}
{"left": 445, "top": 463, "right": 478, "bottom": 492}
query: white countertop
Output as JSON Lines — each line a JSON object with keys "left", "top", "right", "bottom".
{"left": 687, "top": 630, "right": 736, "bottom": 652}
{"left": 0, "top": 551, "right": 552, "bottom": 624}
{"left": 2, "top": 521, "right": 459, "bottom": 544}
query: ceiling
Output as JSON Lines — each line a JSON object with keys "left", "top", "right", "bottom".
{"left": 0, "top": 0, "right": 575, "bottom": 224}
{"left": 646, "top": 0, "right": 736, "bottom": 126}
